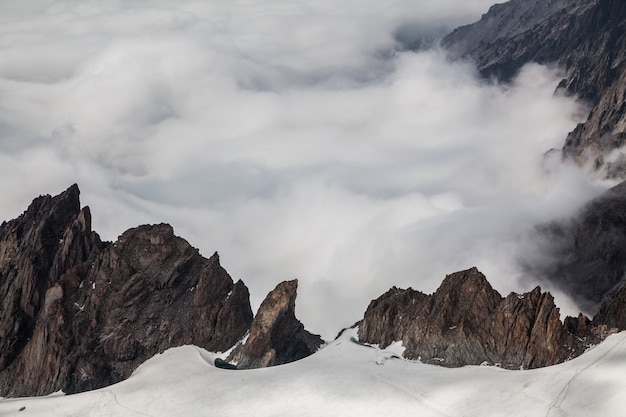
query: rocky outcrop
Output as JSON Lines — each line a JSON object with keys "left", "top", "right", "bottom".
{"left": 0, "top": 185, "right": 254, "bottom": 397}
{"left": 228, "top": 279, "right": 323, "bottom": 369}
{"left": 0, "top": 185, "right": 104, "bottom": 374}
{"left": 3, "top": 184, "right": 626, "bottom": 397}
{"left": 358, "top": 267, "right": 603, "bottom": 369}
{"left": 442, "top": 0, "right": 626, "bottom": 177}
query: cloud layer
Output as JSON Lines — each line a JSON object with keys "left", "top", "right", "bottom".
{"left": 0, "top": 0, "right": 609, "bottom": 338}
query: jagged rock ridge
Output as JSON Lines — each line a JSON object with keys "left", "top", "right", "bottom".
{"left": 0, "top": 185, "right": 105, "bottom": 379}
{"left": 442, "top": 0, "right": 626, "bottom": 177}
{"left": 0, "top": 185, "right": 320, "bottom": 397}
{"left": 3, "top": 184, "right": 626, "bottom": 398}
{"left": 358, "top": 267, "right": 609, "bottom": 369}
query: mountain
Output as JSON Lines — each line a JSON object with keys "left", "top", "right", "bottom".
{"left": 5, "top": 0, "right": 626, "bottom": 400}
{"left": 358, "top": 267, "right": 614, "bottom": 369}
{"left": 0, "top": 185, "right": 321, "bottom": 397}
{"left": 3, "top": 184, "right": 626, "bottom": 397}
{"left": 2, "top": 329, "right": 626, "bottom": 416}
{"left": 442, "top": 0, "right": 626, "bottom": 177}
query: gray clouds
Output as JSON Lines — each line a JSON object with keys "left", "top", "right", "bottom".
{"left": 0, "top": 0, "right": 608, "bottom": 339}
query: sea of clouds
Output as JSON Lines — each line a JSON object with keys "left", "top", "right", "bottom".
{"left": 0, "top": 0, "right": 611, "bottom": 339}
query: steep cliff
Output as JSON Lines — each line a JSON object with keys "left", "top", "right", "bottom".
{"left": 443, "top": 0, "right": 626, "bottom": 177}
{"left": 0, "top": 185, "right": 330, "bottom": 397}
{"left": 228, "top": 279, "right": 324, "bottom": 369}
{"left": 0, "top": 185, "right": 105, "bottom": 376}
{"left": 0, "top": 186, "right": 254, "bottom": 396}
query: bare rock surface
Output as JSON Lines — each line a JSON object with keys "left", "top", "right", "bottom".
{"left": 358, "top": 267, "right": 604, "bottom": 369}
{"left": 228, "top": 279, "right": 324, "bottom": 369}
{"left": 0, "top": 185, "right": 253, "bottom": 397}
{"left": 442, "top": 0, "right": 626, "bottom": 177}
{"left": 0, "top": 185, "right": 104, "bottom": 376}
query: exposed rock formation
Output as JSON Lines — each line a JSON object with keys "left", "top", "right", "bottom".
{"left": 0, "top": 185, "right": 254, "bottom": 397}
{"left": 442, "top": 0, "right": 626, "bottom": 177}
{"left": 0, "top": 185, "right": 328, "bottom": 397}
{"left": 443, "top": 0, "right": 573, "bottom": 62}
{"left": 0, "top": 185, "right": 104, "bottom": 374}
{"left": 358, "top": 267, "right": 603, "bottom": 369}
{"left": 3, "top": 184, "right": 626, "bottom": 397}
{"left": 228, "top": 279, "right": 324, "bottom": 369}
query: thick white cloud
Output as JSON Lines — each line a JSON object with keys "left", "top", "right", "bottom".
{"left": 0, "top": 0, "right": 610, "bottom": 339}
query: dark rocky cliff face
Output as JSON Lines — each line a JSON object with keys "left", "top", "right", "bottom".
{"left": 51, "top": 225, "right": 254, "bottom": 395}
{"left": 0, "top": 186, "right": 255, "bottom": 397}
{"left": 358, "top": 267, "right": 606, "bottom": 369}
{"left": 228, "top": 279, "right": 324, "bottom": 369}
{"left": 595, "top": 280, "right": 626, "bottom": 329}
{"left": 0, "top": 185, "right": 325, "bottom": 397}
{"left": 442, "top": 0, "right": 626, "bottom": 177}
{"left": 0, "top": 185, "right": 105, "bottom": 375}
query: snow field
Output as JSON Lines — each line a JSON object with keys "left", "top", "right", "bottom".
{"left": 2, "top": 329, "right": 626, "bottom": 416}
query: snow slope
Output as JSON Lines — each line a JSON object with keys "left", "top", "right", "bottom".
{"left": 2, "top": 329, "right": 625, "bottom": 417}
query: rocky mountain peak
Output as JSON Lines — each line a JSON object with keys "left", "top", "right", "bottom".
{"left": 0, "top": 185, "right": 330, "bottom": 397}
{"left": 358, "top": 267, "right": 604, "bottom": 369}
{"left": 251, "top": 279, "right": 298, "bottom": 330}
{"left": 0, "top": 186, "right": 256, "bottom": 396}
{"left": 228, "top": 279, "right": 323, "bottom": 369}
{"left": 0, "top": 184, "right": 98, "bottom": 373}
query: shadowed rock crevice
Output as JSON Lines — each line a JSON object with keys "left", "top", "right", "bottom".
{"left": 0, "top": 184, "right": 104, "bottom": 374}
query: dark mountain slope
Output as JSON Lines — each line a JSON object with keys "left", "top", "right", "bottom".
{"left": 443, "top": 0, "right": 626, "bottom": 176}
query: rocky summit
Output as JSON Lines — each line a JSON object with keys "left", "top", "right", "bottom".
{"left": 443, "top": 0, "right": 626, "bottom": 177}
{"left": 227, "top": 279, "right": 324, "bottom": 369}
{"left": 2, "top": 183, "right": 626, "bottom": 397}
{"left": 0, "top": 185, "right": 319, "bottom": 397}
{"left": 358, "top": 267, "right": 612, "bottom": 369}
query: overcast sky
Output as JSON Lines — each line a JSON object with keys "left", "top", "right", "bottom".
{"left": 0, "top": 0, "right": 612, "bottom": 339}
